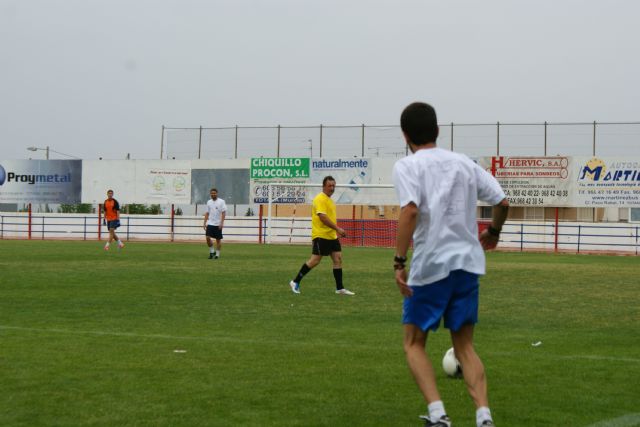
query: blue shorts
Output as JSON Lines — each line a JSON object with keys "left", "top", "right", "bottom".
{"left": 402, "top": 270, "right": 479, "bottom": 332}
{"left": 107, "top": 220, "right": 121, "bottom": 230}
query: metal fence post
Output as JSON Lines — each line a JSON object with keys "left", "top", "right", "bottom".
{"left": 160, "top": 125, "right": 165, "bottom": 159}
{"left": 319, "top": 124, "right": 323, "bottom": 157}
{"left": 235, "top": 125, "right": 239, "bottom": 159}
{"left": 554, "top": 207, "right": 559, "bottom": 252}
{"left": 593, "top": 121, "right": 596, "bottom": 156}
{"left": 450, "top": 122, "right": 454, "bottom": 151}
{"left": 28, "top": 203, "right": 32, "bottom": 240}
{"left": 171, "top": 204, "right": 175, "bottom": 242}
{"left": 198, "top": 126, "right": 203, "bottom": 159}
{"left": 277, "top": 125, "right": 281, "bottom": 157}
{"left": 496, "top": 121, "right": 500, "bottom": 156}
{"left": 577, "top": 225, "right": 581, "bottom": 253}
{"left": 544, "top": 121, "right": 547, "bottom": 156}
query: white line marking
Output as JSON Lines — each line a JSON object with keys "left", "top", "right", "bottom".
{"left": 584, "top": 413, "right": 640, "bottom": 427}
{"left": 490, "top": 350, "right": 640, "bottom": 364}
{"left": 2, "top": 325, "right": 640, "bottom": 363}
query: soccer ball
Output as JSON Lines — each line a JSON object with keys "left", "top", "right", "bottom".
{"left": 442, "top": 347, "right": 462, "bottom": 378}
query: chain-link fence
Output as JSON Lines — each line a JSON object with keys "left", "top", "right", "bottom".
{"left": 162, "top": 122, "right": 640, "bottom": 160}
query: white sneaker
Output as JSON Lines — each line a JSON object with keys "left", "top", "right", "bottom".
{"left": 335, "top": 288, "right": 355, "bottom": 296}
{"left": 118, "top": 242, "right": 125, "bottom": 249}
{"left": 289, "top": 281, "right": 300, "bottom": 294}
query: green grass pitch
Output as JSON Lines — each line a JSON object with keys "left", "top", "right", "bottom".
{"left": 0, "top": 240, "right": 638, "bottom": 426}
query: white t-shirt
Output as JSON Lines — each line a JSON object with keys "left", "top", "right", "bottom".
{"left": 206, "top": 198, "right": 227, "bottom": 226}
{"left": 392, "top": 147, "right": 505, "bottom": 286}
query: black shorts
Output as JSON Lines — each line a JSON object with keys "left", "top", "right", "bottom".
{"left": 107, "top": 220, "right": 120, "bottom": 230}
{"left": 312, "top": 238, "right": 341, "bottom": 256}
{"left": 206, "top": 225, "right": 223, "bottom": 240}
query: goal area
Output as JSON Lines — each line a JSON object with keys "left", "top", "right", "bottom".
{"left": 263, "top": 182, "right": 398, "bottom": 247}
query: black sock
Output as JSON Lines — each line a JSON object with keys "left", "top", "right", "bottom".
{"left": 333, "top": 268, "right": 343, "bottom": 290}
{"left": 294, "top": 263, "right": 311, "bottom": 283}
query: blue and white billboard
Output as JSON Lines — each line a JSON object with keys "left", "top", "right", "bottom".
{"left": 0, "top": 160, "right": 82, "bottom": 203}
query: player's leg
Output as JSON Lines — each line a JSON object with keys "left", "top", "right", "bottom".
{"left": 404, "top": 324, "right": 450, "bottom": 426}
{"left": 451, "top": 325, "right": 492, "bottom": 426}
{"left": 205, "top": 227, "right": 215, "bottom": 259}
{"left": 104, "top": 228, "right": 110, "bottom": 250}
{"left": 289, "top": 239, "right": 326, "bottom": 293}
{"left": 404, "top": 278, "right": 454, "bottom": 426}
{"left": 451, "top": 325, "right": 487, "bottom": 406}
{"left": 105, "top": 227, "right": 115, "bottom": 250}
{"left": 330, "top": 250, "right": 354, "bottom": 295}
{"left": 215, "top": 238, "right": 222, "bottom": 259}
{"left": 445, "top": 270, "right": 492, "bottom": 427}
{"left": 293, "top": 254, "right": 322, "bottom": 281}
{"left": 113, "top": 230, "right": 124, "bottom": 248}
{"left": 329, "top": 250, "right": 342, "bottom": 268}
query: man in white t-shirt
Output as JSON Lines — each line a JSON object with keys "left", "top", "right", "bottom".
{"left": 392, "top": 102, "right": 509, "bottom": 427}
{"left": 203, "top": 188, "right": 227, "bottom": 259}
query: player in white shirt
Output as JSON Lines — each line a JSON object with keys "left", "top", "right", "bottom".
{"left": 392, "top": 102, "right": 509, "bottom": 427}
{"left": 203, "top": 188, "right": 227, "bottom": 259}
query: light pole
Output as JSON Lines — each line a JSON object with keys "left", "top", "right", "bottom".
{"left": 27, "top": 146, "right": 49, "bottom": 159}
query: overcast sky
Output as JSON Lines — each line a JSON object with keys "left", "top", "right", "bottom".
{"left": 1, "top": 0, "right": 639, "bottom": 160}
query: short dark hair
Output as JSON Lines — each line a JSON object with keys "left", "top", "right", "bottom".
{"left": 322, "top": 176, "right": 335, "bottom": 186}
{"left": 400, "top": 102, "right": 439, "bottom": 145}
{"left": 107, "top": 189, "right": 114, "bottom": 194}
{"left": 210, "top": 188, "right": 218, "bottom": 193}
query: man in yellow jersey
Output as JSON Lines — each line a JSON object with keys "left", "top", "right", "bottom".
{"left": 289, "top": 176, "right": 355, "bottom": 295}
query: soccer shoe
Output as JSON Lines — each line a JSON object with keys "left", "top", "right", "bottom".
{"left": 118, "top": 242, "right": 125, "bottom": 249}
{"left": 480, "top": 421, "right": 495, "bottom": 427}
{"left": 214, "top": 255, "right": 219, "bottom": 259}
{"left": 209, "top": 253, "right": 214, "bottom": 259}
{"left": 419, "top": 414, "right": 452, "bottom": 427}
{"left": 335, "top": 288, "right": 355, "bottom": 296}
{"left": 104, "top": 245, "right": 109, "bottom": 251}
{"left": 289, "top": 281, "right": 300, "bottom": 294}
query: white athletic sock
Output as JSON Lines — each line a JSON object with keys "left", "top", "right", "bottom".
{"left": 476, "top": 407, "right": 492, "bottom": 427}
{"left": 428, "top": 400, "right": 446, "bottom": 422}
{"left": 105, "top": 242, "right": 110, "bottom": 247}
{"left": 209, "top": 247, "right": 214, "bottom": 254}
{"left": 216, "top": 250, "right": 220, "bottom": 256}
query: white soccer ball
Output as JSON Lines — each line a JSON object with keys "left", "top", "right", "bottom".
{"left": 442, "top": 347, "right": 462, "bottom": 378}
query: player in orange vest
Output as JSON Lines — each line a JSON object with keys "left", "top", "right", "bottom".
{"left": 103, "top": 189, "right": 124, "bottom": 250}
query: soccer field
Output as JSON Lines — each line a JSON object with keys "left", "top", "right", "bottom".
{"left": 0, "top": 240, "right": 638, "bottom": 427}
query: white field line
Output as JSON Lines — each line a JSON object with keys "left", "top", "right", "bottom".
{"left": 584, "top": 413, "right": 640, "bottom": 427}
{"left": 2, "top": 325, "right": 640, "bottom": 364}
{"left": 0, "top": 325, "right": 373, "bottom": 349}
{"left": 490, "top": 350, "right": 640, "bottom": 364}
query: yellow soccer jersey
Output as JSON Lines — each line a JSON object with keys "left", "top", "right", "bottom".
{"left": 311, "top": 192, "right": 337, "bottom": 240}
